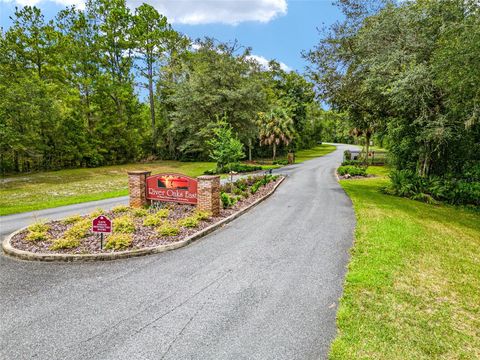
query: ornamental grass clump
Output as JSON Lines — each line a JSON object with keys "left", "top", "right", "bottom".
{"left": 178, "top": 216, "right": 199, "bottom": 228}
{"left": 104, "top": 233, "right": 132, "bottom": 250}
{"left": 50, "top": 238, "right": 80, "bottom": 250}
{"left": 157, "top": 222, "right": 179, "bottom": 236}
{"left": 113, "top": 216, "right": 135, "bottom": 233}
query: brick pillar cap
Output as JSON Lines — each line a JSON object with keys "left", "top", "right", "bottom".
{"left": 198, "top": 175, "right": 220, "bottom": 180}
{"left": 127, "top": 170, "right": 151, "bottom": 175}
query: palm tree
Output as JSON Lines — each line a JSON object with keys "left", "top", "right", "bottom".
{"left": 257, "top": 107, "right": 295, "bottom": 161}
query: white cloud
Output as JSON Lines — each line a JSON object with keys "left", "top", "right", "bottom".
{"left": 247, "top": 54, "right": 291, "bottom": 72}
{"left": 2, "top": 0, "right": 287, "bottom": 25}
{"left": 131, "top": 0, "right": 287, "bottom": 25}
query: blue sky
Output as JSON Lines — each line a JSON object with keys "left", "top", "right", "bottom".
{"left": 0, "top": 0, "right": 342, "bottom": 72}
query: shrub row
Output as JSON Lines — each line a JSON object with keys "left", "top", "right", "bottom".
{"left": 204, "top": 162, "right": 262, "bottom": 175}
{"left": 384, "top": 169, "right": 480, "bottom": 206}
{"left": 337, "top": 165, "right": 367, "bottom": 177}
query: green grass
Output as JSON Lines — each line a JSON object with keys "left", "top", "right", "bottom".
{"left": 295, "top": 144, "right": 336, "bottom": 163}
{"left": 0, "top": 160, "right": 214, "bottom": 215}
{"left": 330, "top": 166, "right": 480, "bottom": 359}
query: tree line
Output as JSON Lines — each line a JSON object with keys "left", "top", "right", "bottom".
{"left": 304, "top": 0, "right": 479, "bottom": 205}
{"left": 0, "top": 0, "right": 336, "bottom": 174}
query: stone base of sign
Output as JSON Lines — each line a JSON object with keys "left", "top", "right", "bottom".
{"left": 127, "top": 170, "right": 151, "bottom": 208}
{"left": 197, "top": 175, "right": 221, "bottom": 216}
{"left": 2, "top": 177, "right": 285, "bottom": 262}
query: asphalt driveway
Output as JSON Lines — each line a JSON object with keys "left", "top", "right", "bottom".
{"left": 0, "top": 144, "right": 357, "bottom": 360}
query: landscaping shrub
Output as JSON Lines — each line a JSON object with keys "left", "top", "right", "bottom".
{"left": 26, "top": 230, "right": 49, "bottom": 242}
{"left": 50, "top": 238, "right": 80, "bottom": 250}
{"left": 157, "top": 222, "right": 179, "bottom": 236}
{"left": 235, "top": 179, "right": 248, "bottom": 191}
{"left": 88, "top": 208, "right": 104, "bottom": 220}
{"left": 132, "top": 208, "right": 148, "bottom": 218}
{"left": 226, "top": 163, "right": 262, "bottom": 173}
{"left": 178, "top": 216, "right": 199, "bottom": 228}
{"left": 64, "top": 219, "right": 91, "bottom": 239}
{"left": 384, "top": 169, "right": 480, "bottom": 206}
{"left": 193, "top": 210, "right": 211, "bottom": 221}
{"left": 113, "top": 216, "right": 135, "bottom": 233}
{"left": 111, "top": 205, "right": 130, "bottom": 214}
{"left": 104, "top": 233, "right": 132, "bottom": 250}
{"left": 28, "top": 222, "right": 49, "bottom": 233}
{"left": 155, "top": 209, "right": 170, "bottom": 218}
{"left": 337, "top": 165, "right": 367, "bottom": 177}
{"left": 143, "top": 209, "right": 169, "bottom": 226}
{"left": 341, "top": 160, "right": 362, "bottom": 166}
{"left": 143, "top": 214, "right": 163, "bottom": 227}
{"left": 273, "top": 159, "right": 289, "bottom": 165}
{"left": 250, "top": 181, "right": 262, "bottom": 194}
{"left": 62, "top": 214, "right": 82, "bottom": 225}
{"left": 221, "top": 192, "right": 238, "bottom": 208}
{"left": 233, "top": 187, "right": 243, "bottom": 196}
{"left": 344, "top": 150, "right": 352, "bottom": 161}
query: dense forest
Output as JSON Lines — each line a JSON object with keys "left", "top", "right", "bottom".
{"left": 304, "top": 0, "right": 479, "bottom": 205}
{"left": 0, "top": 0, "right": 347, "bottom": 173}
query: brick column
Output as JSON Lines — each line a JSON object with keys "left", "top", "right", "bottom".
{"left": 197, "top": 175, "right": 220, "bottom": 216}
{"left": 127, "top": 170, "right": 151, "bottom": 208}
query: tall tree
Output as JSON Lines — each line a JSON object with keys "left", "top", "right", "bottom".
{"left": 132, "top": 4, "right": 177, "bottom": 154}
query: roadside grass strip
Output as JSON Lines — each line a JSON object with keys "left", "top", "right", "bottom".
{"left": 331, "top": 166, "right": 480, "bottom": 360}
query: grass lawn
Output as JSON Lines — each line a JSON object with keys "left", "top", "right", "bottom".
{"left": 330, "top": 166, "right": 480, "bottom": 359}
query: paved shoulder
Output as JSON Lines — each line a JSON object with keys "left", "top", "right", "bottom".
{"left": 0, "top": 144, "right": 356, "bottom": 360}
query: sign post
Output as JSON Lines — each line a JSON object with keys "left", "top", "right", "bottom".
{"left": 92, "top": 215, "right": 112, "bottom": 250}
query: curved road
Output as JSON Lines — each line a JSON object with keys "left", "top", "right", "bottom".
{"left": 0, "top": 144, "right": 356, "bottom": 360}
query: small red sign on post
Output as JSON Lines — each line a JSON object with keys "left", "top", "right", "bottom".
{"left": 146, "top": 173, "right": 198, "bottom": 204}
{"left": 92, "top": 215, "right": 112, "bottom": 234}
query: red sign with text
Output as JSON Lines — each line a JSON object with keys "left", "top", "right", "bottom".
{"left": 92, "top": 215, "right": 112, "bottom": 233}
{"left": 146, "top": 173, "right": 198, "bottom": 204}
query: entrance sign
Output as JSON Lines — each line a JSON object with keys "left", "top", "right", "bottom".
{"left": 146, "top": 173, "right": 198, "bottom": 204}
{"left": 92, "top": 215, "right": 112, "bottom": 250}
{"left": 92, "top": 215, "right": 112, "bottom": 233}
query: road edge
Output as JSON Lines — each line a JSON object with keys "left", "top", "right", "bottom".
{"left": 2, "top": 177, "right": 286, "bottom": 262}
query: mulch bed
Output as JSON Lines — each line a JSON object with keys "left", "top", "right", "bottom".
{"left": 10, "top": 177, "right": 283, "bottom": 255}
